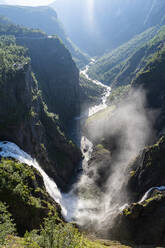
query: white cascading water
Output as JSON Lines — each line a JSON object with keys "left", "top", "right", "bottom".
{"left": 81, "top": 59, "right": 111, "bottom": 117}
{"left": 0, "top": 141, "right": 97, "bottom": 222}
{"left": 0, "top": 59, "right": 159, "bottom": 236}
{"left": 0, "top": 59, "right": 111, "bottom": 225}
{"left": 0, "top": 141, "right": 68, "bottom": 217}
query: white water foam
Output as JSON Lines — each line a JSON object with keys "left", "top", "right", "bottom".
{"left": 80, "top": 61, "right": 111, "bottom": 117}
{"left": 0, "top": 59, "right": 114, "bottom": 229}
{"left": 0, "top": 138, "right": 94, "bottom": 222}
{"left": 0, "top": 141, "right": 67, "bottom": 216}
{"left": 139, "top": 186, "right": 165, "bottom": 203}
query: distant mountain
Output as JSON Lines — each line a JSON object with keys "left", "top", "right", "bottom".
{"left": 52, "top": 0, "right": 165, "bottom": 56}
{"left": 88, "top": 25, "right": 161, "bottom": 86}
{"left": 0, "top": 5, "right": 89, "bottom": 67}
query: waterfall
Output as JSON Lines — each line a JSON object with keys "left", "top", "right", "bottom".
{"left": 1, "top": 59, "right": 149, "bottom": 236}
{"left": 0, "top": 141, "right": 67, "bottom": 217}
{"left": 0, "top": 59, "right": 111, "bottom": 225}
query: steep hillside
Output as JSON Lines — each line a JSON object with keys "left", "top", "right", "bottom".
{"left": 0, "top": 5, "right": 89, "bottom": 67}
{"left": 0, "top": 34, "right": 81, "bottom": 191}
{"left": 88, "top": 26, "right": 160, "bottom": 85}
{"left": 53, "top": 0, "right": 165, "bottom": 56}
{"left": 0, "top": 17, "right": 81, "bottom": 133}
{"left": 0, "top": 158, "right": 61, "bottom": 236}
{"left": 89, "top": 24, "right": 165, "bottom": 91}
{"left": 131, "top": 37, "right": 165, "bottom": 132}
{"left": 110, "top": 136, "right": 165, "bottom": 245}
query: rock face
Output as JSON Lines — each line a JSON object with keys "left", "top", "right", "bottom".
{"left": 111, "top": 192, "right": 165, "bottom": 245}
{"left": 127, "top": 136, "right": 165, "bottom": 201}
{"left": 0, "top": 37, "right": 81, "bottom": 191}
{"left": 108, "top": 136, "right": 165, "bottom": 245}
{"left": 132, "top": 47, "right": 165, "bottom": 132}
{"left": 17, "top": 36, "right": 80, "bottom": 133}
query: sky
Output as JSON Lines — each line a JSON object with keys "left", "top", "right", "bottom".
{"left": 0, "top": 0, "right": 54, "bottom": 6}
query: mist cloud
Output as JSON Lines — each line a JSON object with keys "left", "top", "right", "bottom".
{"left": 67, "top": 88, "right": 156, "bottom": 237}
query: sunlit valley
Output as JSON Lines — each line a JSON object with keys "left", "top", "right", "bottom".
{"left": 0, "top": 0, "right": 165, "bottom": 247}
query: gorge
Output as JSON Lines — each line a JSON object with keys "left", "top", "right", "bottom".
{"left": 1, "top": 1, "right": 165, "bottom": 247}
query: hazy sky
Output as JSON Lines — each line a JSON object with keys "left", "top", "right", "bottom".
{"left": 0, "top": 0, "right": 54, "bottom": 6}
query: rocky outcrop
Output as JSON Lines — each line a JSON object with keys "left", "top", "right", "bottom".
{"left": 111, "top": 191, "right": 165, "bottom": 245}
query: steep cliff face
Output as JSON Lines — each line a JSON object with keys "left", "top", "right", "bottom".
{"left": 128, "top": 136, "right": 165, "bottom": 201}
{"left": 17, "top": 36, "right": 80, "bottom": 133}
{"left": 131, "top": 35, "right": 165, "bottom": 133}
{"left": 108, "top": 136, "right": 165, "bottom": 245}
{"left": 0, "top": 36, "right": 81, "bottom": 191}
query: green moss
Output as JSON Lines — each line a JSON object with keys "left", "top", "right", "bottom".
{"left": 142, "top": 193, "right": 163, "bottom": 207}
{"left": 130, "top": 171, "right": 135, "bottom": 177}
{"left": 123, "top": 208, "right": 132, "bottom": 216}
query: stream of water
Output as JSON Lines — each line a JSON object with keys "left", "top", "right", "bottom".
{"left": 81, "top": 59, "right": 111, "bottom": 117}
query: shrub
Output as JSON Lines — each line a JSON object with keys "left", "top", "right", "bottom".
{"left": 0, "top": 201, "right": 16, "bottom": 245}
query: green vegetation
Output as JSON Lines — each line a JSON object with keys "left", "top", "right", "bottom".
{"left": 0, "top": 35, "right": 30, "bottom": 84}
{"left": 80, "top": 74, "right": 105, "bottom": 108}
{"left": 0, "top": 158, "right": 60, "bottom": 236}
{"left": 142, "top": 193, "right": 163, "bottom": 207}
{"left": 0, "top": 16, "right": 45, "bottom": 38}
{"left": 0, "top": 202, "right": 16, "bottom": 246}
{"left": 88, "top": 24, "right": 165, "bottom": 90}
{"left": 88, "top": 26, "right": 159, "bottom": 85}
{"left": 107, "top": 85, "right": 131, "bottom": 105}
{"left": 26, "top": 216, "right": 84, "bottom": 248}
{"left": 0, "top": 159, "right": 130, "bottom": 248}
